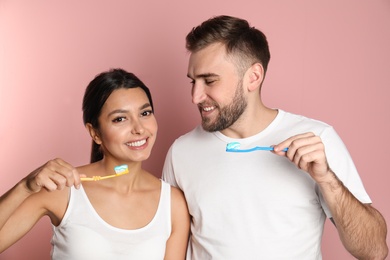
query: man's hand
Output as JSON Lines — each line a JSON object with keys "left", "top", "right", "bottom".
{"left": 273, "top": 132, "right": 331, "bottom": 183}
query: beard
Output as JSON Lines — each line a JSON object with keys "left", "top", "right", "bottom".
{"left": 201, "top": 80, "right": 247, "bottom": 132}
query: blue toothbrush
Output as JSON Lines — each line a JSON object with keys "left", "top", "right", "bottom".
{"left": 226, "top": 142, "right": 288, "bottom": 153}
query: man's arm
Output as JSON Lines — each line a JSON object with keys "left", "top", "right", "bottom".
{"left": 318, "top": 169, "right": 387, "bottom": 259}
{"left": 274, "top": 132, "right": 388, "bottom": 259}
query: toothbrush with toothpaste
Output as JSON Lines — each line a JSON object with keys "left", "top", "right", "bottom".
{"left": 226, "top": 142, "right": 288, "bottom": 153}
{"left": 80, "top": 164, "right": 129, "bottom": 181}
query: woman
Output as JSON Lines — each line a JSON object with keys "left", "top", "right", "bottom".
{"left": 0, "top": 68, "right": 190, "bottom": 259}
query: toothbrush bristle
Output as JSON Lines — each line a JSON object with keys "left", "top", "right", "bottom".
{"left": 114, "top": 164, "right": 129, "bottom": 175}
{"left": 226, "top": 142, "right": 241, "bottom": 151}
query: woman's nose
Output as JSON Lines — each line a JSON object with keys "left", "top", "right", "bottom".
{"left": 131, "top": 120, "right": 145, "bottom": 135}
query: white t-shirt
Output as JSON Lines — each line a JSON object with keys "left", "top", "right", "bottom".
{"left": 51, "top": 180, "right": 171, "bottom": 260}
{"left": 162, "top": 110, "right": 371, "bottom": 260}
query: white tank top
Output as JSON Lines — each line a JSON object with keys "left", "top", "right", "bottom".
{"left": 51, "top": 180, "right": 171, "bottom": 260}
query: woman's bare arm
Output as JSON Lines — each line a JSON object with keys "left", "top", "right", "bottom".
{"left": 0, "top": 158, "right": 81, "bottom": 252}
{"left": 164, "top": 187, "right": 190, "bottom": 260}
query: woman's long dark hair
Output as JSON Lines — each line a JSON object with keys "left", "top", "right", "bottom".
{"left": 82, "top": 68, "right": 154, "bottom": 163}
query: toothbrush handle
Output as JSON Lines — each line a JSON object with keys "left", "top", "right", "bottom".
{"left": 226, "top": 146, "right": 288, "bottom": 153}
{"left": 254, "top": 146, "right": 274, "bottom": 151}
{"left": 254, "top": 146, "right": 288, "bottom": 152}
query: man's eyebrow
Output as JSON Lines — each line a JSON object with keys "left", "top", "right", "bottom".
{"left": 187, "top": 73, "right": 219, "bottom": 79}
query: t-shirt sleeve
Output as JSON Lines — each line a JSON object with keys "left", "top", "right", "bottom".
{"left": 162, "top": 144, "right": 179, "bottom": 188}
{"left": 318, "top": 127, "right": 372, "bottom": 218}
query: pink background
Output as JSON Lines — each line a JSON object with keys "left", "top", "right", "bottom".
{"left": 1, "top": 0, "right": 389, "bottom": 259}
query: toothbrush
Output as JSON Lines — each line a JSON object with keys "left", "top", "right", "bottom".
{"left": 226, "top": 142, "right": 288, "bottom": 153}
{"left": 81, "top": 164, "right": 129, "bottom": 181}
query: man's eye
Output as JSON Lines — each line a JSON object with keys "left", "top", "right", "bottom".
{"left": 189, "top": 80, "right": 195, "bottom": 85}
{"left": 205, "top": 80, "right": 215, "bottom": 85}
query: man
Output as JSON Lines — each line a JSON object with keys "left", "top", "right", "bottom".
{"left": 162, "top": 15, "right": 388, "bottom": 259}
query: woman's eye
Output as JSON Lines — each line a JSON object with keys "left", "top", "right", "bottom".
{"left": 112, "top": 117, "right": 126, "bottom": 123}
{"left": 141, "top": 110, "right": 153, "bottom": 117}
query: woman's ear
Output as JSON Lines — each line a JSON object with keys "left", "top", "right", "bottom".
{"left": 86, "top": 123, "right": 102, "bottom": 145}
{"left": 247, "top": 63, "right": 264, "bottom": 92}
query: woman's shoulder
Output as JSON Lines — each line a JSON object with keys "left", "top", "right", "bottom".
{"left": 169, "top": 185, "right": 184, "bottom": 198}
{"left": 166, "top": 183, "right": 190, "bottom": 232}
{"left": 167, "top": 184, "right": 187, "bottom": 211}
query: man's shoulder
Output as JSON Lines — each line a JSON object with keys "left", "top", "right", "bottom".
{"left": 172, "top": 125, "right": 217, "bottom": 150}
{"left": 176, "top": 125, "right": 208, "bottom": 140}
{"left": 280, "top": 110, "right": 331, "bottom": 130}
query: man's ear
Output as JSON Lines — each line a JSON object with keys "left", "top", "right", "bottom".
{"left": 247, "top": 63, "right": 264, "bottom": 92}
{"left": 86, "top": 123, "right": 102, "bottom": 145}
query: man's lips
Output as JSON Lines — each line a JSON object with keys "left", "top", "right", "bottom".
{"left": 202, "top": 106, "right": 215, "bottom": 112}
{"left": 199, "top": 104, "right": 217, "bottom": 114}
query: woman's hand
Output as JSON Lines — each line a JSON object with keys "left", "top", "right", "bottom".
{"left": 24, "top": 158, "right": 83, "bottom": 193}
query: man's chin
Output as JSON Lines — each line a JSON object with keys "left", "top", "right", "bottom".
{"left": 201, "top": 122, "right": 219, "bottom": 132}
{"left": 201, "top": 122, "right": 212, "bottom": 132}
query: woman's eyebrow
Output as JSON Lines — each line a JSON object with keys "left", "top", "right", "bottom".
{"left": 107, "top": 109, "right": 128, "bottom": 117}
{"left": 107, "top": 103, "right": 151, "bottom": 117}
{"left": 139, "top": 103, "right": 152, "bottom": 110}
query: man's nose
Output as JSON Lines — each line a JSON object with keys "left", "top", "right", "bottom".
{"left": 191, "top": 83, "right": 206, "bottom": 105}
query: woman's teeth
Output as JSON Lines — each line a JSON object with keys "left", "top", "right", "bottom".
{"left": 126, "top": 139, "right": 146, "bottom": 147}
